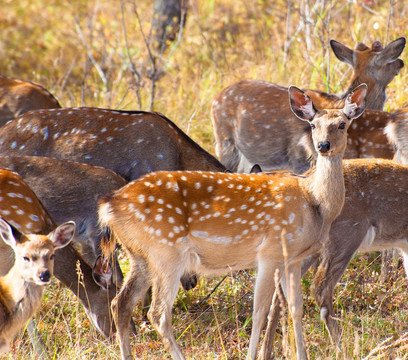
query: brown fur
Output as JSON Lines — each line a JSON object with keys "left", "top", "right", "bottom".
{"left": 0, "top": 108, "right": 226, "bottom": 182}
{"left": 0, "top": 75, "right": 60, "bottom": 126}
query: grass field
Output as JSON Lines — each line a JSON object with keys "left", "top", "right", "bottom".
{"left": 1, "top": 0, "right": 408, "bottom": 358}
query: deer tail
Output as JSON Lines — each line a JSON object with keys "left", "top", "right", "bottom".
{"left": 98, "top": 196, "right": 117, "bottom": 259}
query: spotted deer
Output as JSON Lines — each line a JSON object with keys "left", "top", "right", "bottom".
{"left": 0, "top": 169, "right": 118, "bottom": 339}
{"left": 96, "top": 84, "right": 367, "bottom": 360}
{"left": 0, "top": 217, "right": 74, "bottom": 354}
{"left": 259, "top": 159, "right": 408, "bottom": 359}
{"left": 0, "top": 108, "right": 226, "bottom": 182}
{"left": 211, "top": 37, "right": 405, "bottom": 174}
{"left": 0, "top": 75, "right": 60, "bottom": 126}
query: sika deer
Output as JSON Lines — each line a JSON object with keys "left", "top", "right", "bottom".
{"left": 211, "top": 37, "right": 405, "bottom": 173}
{"left": 0, "top": 75, "right": 60, "bottom": 126}
{"left": 97, "top": 85, "right": 367, "bottom": 359}
{"left": 260, "top": 159, "right": 408, "bottom": 359}
{"left": 0, "top": 169, "right": 117, "bottom": 338}
{"left": 0, "top": 108, "right": 226, "bottom": 182}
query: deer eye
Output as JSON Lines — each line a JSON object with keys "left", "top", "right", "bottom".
{"left": 23, "top": 256, "right": 30, "bottom": 262}
{"left": 338, "top": 122, "right": 346, "bottom": 129}
{"left": 310, "top": 123, "right": 316, "bottom": 129}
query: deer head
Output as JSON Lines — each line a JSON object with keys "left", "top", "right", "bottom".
{"left": 0, "top": 218, "right": 75, "bottom": 285}
{"left": 289, "top": 83, "right": 367, "bottom": 156}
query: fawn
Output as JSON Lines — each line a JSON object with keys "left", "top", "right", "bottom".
{"left": 0, "top": 218, "right": 74, "bottom": 353}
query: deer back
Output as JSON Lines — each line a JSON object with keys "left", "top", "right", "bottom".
{"left": 99, "top": 170, "right": 321, "bottom": 274}
{"left": 0, "top": 108, "right": 226, "bottom": 181}
{"left": 211, "top": 38, "right": 405, "bottom": 173}
{"left": 0, "top": 76, "right": 60, "bottom": 126}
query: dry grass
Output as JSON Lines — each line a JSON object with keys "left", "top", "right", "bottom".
{"left": 1, "top": 0, "right": 408, "bottom": 358}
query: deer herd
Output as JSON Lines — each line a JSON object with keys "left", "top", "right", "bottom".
{"left": 0, "top": 36, "right": 407, "bottom": 359}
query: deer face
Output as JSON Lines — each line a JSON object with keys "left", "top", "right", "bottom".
{"left": 14, "top": 234, "right": 56, "bottom": 285}
{"left": 307, "top": 110, "right": 352, "bottom": 156}
{"left": 289, "top": 84, "right": 368, "bottom": 157}
{"left": 0, "top": 219, "right": 75, "bottom": 286}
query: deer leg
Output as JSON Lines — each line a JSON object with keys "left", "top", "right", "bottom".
{"left": 261, "top": 254, "right": 319, "bottom": 359}
{"left": 259, "top": 289, "right": 285, "bottom": 360}
{"left": 285, "top": 263, "right": 308, "bottom": 360}
{"left": 26, "top": 318, "right": 46, "bottom": 355}
{"left": 311, "top": 255, "right": 348, "bottom": 349}
{"left": 399, "top": 247, "right": 408, "bottom": 280}
{"left": 112, "top": 261, "right": 150, "bottom": 360}
{"left": 148, "top": 271, "right": 185, "bottom": 360}
{"left": 247, "top": 261, "right": 281, "bottom": 360}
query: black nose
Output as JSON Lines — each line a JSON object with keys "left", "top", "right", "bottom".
{"left": 318, "top": 141, "right": 330, "bottom": 153}
{"left": 40, "top": 271, "right": 51, "bottom": 282}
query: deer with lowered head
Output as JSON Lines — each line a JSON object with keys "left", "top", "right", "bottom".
{"left": 211, "top": 37, "right": 405, "bottom": 173}
{"left": 0, "top": 217, "right": 74, "bottom": 353}
{"left": 0, "top": 108, "right": 226, "bottom": 182}
{"left": 96, "top": 84, "right": 367, "bottom": 359}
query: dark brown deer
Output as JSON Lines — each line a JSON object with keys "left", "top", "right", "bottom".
{"left": 0, "top": 76, "right": 60, "bottom": 126}
{"left": 0, "top": 155, "right": 126, "bottom": 269}
{"left": 96, "top": 85, "right": 367, "bottom": 360}
{"left": 211, "top": 37, "right": 405, "bottom": 174}
{"left": 259, "top": 158, "right": 408, "bottom": 359}
{"left": 0, "top": 108, "right": 226, "bottom": 181}
{"left": 0, "top": 168, "right": 117, "bottom": 339}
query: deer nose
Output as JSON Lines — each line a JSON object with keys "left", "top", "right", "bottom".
{"left": 39, "top": 270, "right": 51, "bottom": 283}
{"left": 318, "top": 141, "right": 330, "bottom": 153}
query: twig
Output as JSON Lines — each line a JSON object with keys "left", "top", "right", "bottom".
{"left": 198, "top": 275, "right": 229, "bottom": 306}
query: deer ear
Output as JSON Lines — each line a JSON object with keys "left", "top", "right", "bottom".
{"left": 289, "top": 86, "right": 317, "bottom": 122}
{"left": 330, "top": 40, "right": 354, "bottom": 66}
{"left": 92, "top": 256, "right": 112, "bottom": 290}
{"left": 49, "top": 221, "right": 75, "bottom": 249}
{"left": 0, "top": 217, "right": 22, "bottom": 248}
{"left": 343, "top": 84, "right": 367, "bottom": 120}
{"left": 0, "top": 217, "right": 17, "bottom": 248}
{"left": 375, "top": 37, "right": 406, "bottom": 64}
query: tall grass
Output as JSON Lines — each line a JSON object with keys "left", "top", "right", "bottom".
{"left": 0, "top": 0, "right": 408, "bottom": 358}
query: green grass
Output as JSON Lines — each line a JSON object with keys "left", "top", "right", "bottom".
{"left": 1, "top": 0, "right": 408, "bottom": 358}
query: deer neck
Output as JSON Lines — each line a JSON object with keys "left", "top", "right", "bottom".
{"left": 303, "top": 154, "right": 345, "bottom": 225}
{"left": 346, "top": 76, "right": 384, "bottom": 110}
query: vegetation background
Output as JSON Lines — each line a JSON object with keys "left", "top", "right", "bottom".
{"left": 1, "top": 0, "right": 408, "bottom": 358}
